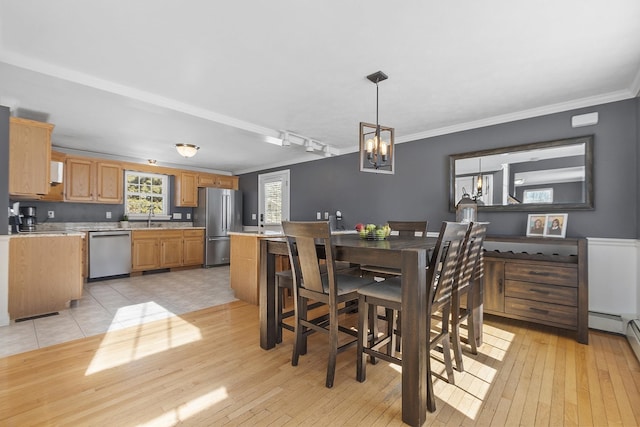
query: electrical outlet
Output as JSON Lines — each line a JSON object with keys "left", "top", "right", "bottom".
{"left": 106, "top": 211, "right": 112, "bottom": 219}
{"left": 324, "top": 211, "right": 329, "bottom": 220}
{"left": 47, "top": 210, "right": 55, "bottom": 219}
{"left": 252, "top": 213, "right": 257, "bottom": 220}
{"left": 316, "top": 212, "right": 321, "bottom": 220}
{"left": 186, "top": 213, "right": 191, "bottom": 220}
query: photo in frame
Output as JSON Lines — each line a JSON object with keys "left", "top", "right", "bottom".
{"left": 544, "top": 213, "right": 568, "bottom": 238}
{"left": 526, "top": 214, "right": 546, "bottom": 236}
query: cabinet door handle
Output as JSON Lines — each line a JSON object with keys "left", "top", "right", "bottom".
{"left": 528, "top": 271, "right": 551, "bottom": 276}
{"left": 529, "top": 307, "right": 549, "bottom": 315}
{"left": 529, "top": 288, "right": 550, "bottom": 295}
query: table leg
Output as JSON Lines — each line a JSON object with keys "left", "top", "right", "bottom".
{"left": 401, "top": 249, "right": 428, "bottom": 426}
{"left": 473, "top": 276, "right": 484, "bottom": 347}
{"left": 259, "top": 239, "right": 277, "bottom": 350}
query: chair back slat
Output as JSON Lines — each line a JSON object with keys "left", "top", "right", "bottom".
{"left": 282, "top": 221, "right": 334, "bottom": 295}
{"left": 429, "top": 222, "right": 469, "bottom": 307}
{"left": 456, "top": 222, "right": 489, "bottom": 292}
{"left": 387, "top": 220, "right": 428, "bottom": 237}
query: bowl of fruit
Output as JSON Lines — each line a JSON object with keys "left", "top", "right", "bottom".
{"left": 355, "top": 223, "right": 391, "bottom": 240}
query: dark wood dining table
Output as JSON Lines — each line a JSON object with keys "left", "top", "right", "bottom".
{"left": 258, "top": 233, "right": 483, "bottom": 426}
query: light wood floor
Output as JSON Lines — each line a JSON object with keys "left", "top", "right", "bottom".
{"left": 1, "top": 301, "right": 638, "bottom": 426}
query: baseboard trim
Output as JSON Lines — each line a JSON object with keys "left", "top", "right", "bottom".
{"left": 589, "top": 311, "right": 624, "bottom": 334}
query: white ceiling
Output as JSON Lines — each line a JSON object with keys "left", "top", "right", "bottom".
{"left": 1, "top": 1, "right": 639, "bottom": 175}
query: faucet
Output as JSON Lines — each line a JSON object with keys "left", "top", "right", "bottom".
{"left": 147, "top": 206, "right": 154, "bottom": 228}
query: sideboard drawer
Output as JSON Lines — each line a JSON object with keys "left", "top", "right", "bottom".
{"left": 505, "top": 297, "right": 577, "bottom": 327}
{"left": 505, "top": 280, "right": 577, "bottom": 306}
{"left": 505, "top": 263, "right": 577, "bottom": 287}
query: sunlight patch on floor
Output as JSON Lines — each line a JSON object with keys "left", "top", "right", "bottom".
{"left": 136, "top": 387, "right": 229, "bottom": 427}
{"left": 85, "top": 302, "right": 202, "bottom": 375}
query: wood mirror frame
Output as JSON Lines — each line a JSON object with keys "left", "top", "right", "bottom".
{"left": 449, "top": 135, "right": 594, "bottom": 212}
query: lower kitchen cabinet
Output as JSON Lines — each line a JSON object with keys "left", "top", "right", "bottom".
{"left": 183, "top": 229, "right": 205, "bottom": 266}
{"left": 481, "top": 236, "right": 588, "bottom": 344}
{"left": 9, "top": 234, "right": 84, "bottom": 320}
{"left": 131, "top": 229, "right": 204, "bottom": 272}
{"left": 159, "top": 231, "right": 184, "bottom": 268}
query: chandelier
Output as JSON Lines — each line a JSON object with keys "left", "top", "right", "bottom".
{"left": 359, "top": 70, "right": 394, "bottom": 174}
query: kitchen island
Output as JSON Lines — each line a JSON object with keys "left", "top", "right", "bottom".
{"left": 229, "top": 231, "right": 286, "bottom": 305}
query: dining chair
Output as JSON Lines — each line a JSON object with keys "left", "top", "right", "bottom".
{"left": 450, "top": 221, "right": 488, "bottom": 372}
{"left": 360, "top": 220, "right": 428, "bottom": 352}
{"left": 356, "top": 221, "right": 469, "bottom": 411}
{"left": 276, "top": 260, "right": 358, "bottom": 343}
{"left": 282, "top": 220, "right": 378, "bottom": 388}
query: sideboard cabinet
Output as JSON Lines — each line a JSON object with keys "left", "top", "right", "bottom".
{"left": 481, "top": 236, "right": 588, "bottom": 344}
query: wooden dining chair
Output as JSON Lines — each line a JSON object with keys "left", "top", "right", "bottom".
{"left": 356, "top": 221, "right": 469, "bottom": 411}
{"left": 360, "top": 220, "right": 428, "bottom": 278}
{"left": 450, "top": 221, "right": 488, "bottom": 372}
{"left": 282, "top": 220, "right": 378, "bottom": 388}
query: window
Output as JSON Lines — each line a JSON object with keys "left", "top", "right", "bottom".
{"left": 258, "top": 170, "right": 290, "bottom": 231}
{"left": 124, "top": 171, "right": 171, "bottom": 219}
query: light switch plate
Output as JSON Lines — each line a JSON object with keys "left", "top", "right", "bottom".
{"left": 173, "top": 213, "right": 182, "bottom": 220}
{"left": 105, "top": 211, "right": 112, "bottom": 219}
{"left": 186, "top": 213, "right": 191, "bottom": 220}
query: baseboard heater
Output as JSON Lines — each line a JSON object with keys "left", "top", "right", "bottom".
{"left": 626, "top": 319, "right": 640, "bottom": 363}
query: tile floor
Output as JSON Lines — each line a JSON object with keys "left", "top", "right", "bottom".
{"left": 0, "top": 266, "right": 236, "bottom": 358}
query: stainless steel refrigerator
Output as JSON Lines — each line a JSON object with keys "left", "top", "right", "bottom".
{"left": 194, "top": 188, "right": 243, "bottom": 266}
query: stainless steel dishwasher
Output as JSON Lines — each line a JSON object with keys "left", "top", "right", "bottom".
{"left": 89, "top": 230, "right": 132, "bottom": 280}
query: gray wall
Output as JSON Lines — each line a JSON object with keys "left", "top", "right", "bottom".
{"left": 9, "top": 175, "right": 193, "bottom": 225}
{"left": 240, "top": 98, "right": 639, "bottom": 239}
{"left": 0, "top": 106, "right": 8, "bottom": 235}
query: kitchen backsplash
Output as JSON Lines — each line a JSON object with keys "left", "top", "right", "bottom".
{"left": 37, "top": 221, "right": 195, "bottom": 231}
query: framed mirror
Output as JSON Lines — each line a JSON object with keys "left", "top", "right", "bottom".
{"left": 449, "top": 135, "right": 594, "bottom": 212}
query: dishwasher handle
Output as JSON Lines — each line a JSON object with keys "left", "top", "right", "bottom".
{"left": 90, "top": 233, "right": 131, "bottom": 238}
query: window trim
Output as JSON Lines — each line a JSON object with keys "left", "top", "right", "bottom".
{"left": 124, "top": 170, "right": 171, "bottom": 220}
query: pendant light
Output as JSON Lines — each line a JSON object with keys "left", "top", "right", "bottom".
{"left": 359, "top": 71, "right": 394, "bottom": 174}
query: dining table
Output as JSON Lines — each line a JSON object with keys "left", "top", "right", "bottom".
{"left": 258, "top": 233, "right": 484, "bottom": 426}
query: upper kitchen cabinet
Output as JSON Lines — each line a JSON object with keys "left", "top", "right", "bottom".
{"left": 65, "top": 156, "right": 123, "bottom": 204}
{"left": 198, "top": 173, "right": 238, "bottom": 190}
{"left": 8, "top": 117, "right": 54, "bottom": 197}
{"left": 175, "top": 171, "right": 198, "bottom": 207}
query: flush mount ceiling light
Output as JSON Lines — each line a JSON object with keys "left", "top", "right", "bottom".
{"left": 360, "top": 71, "right": 394, "bottom": 174}
{"left": 175, "top": 143, "right": 199, "bottom": 158}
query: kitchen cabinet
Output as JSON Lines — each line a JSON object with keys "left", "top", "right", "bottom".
{"left": 481, "top": 236, "right": 588, "bottom": 344}
{"left": 175, "top": 171, "right": 198, "bottom": 207}
{"left": 159, "top": 231, "right": 183, "bottom": 268}
{"left": 9, "top": 234, "right": 84, "bottom": 320}
{"left": 131, "top": 229, "right": 204, "bottom": 272}
{"left": 65, "top": 156, "right": 123, "bottom": 203}
{"left": 183, "top": 229, "right": 205, "bottom": 266}
{"left": 40, "top": 151, "right": 66, "bottom": 202}
{"left": 198, "top": 173, "right": 238, "bottom": 190}
{"left": 8, "top": 117, "right": 54, "bottom": 197}
{"left": 132, "top": 232, "right": 160, "bottom": 271}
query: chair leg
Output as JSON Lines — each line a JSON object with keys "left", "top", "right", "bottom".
{"left": 451, "top": 298, "right": 464, "bottom": 372}
{"left": 276, "top": 287, "right": 284, "bottom": 344}
{"left": 368, "top": 303, "right": 378, "bottom": 364}
{"left": 441, "top": 305, "right": 455, "bottom": 385}
{"left": 356, "top": 294, "right": 368, "bottom": 382}
{"left": 326, "top": 300, "right": 339, "bottom": 388}
{"left": 292, "top": 296, "right": 308, "bottom": 366}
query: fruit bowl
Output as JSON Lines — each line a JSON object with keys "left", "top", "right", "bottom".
{"left": 355, "top": 223, "right": 391, "bottom": 240}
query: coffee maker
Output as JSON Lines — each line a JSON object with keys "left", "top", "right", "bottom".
{"left": 19, "top": 206, "right": 37, "bottom": 232}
